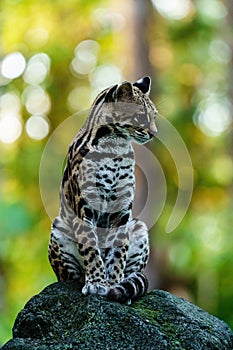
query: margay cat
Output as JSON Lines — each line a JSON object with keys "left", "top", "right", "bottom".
{"left": 48, "top": 76, "right": 157, "bottom": 304}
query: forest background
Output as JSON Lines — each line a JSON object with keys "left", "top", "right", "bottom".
{"left": 0, "top": 0, "right": 233, "bottom": 344}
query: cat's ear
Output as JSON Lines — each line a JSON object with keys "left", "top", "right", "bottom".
{"left": 133, "top": 76, "right": 151, "bottom": 94}
{"left": 115, "top": 81, "right": 134, "bottom": 100}
{"left": 105, "top": 85, "right": 118, "bottom": 102}
{"left": 105, "top": 81, "right": 134, "bottom": 102}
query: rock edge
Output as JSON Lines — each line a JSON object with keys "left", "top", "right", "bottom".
{"left": 1, "top": 281, "right": 233, "bottom": 350}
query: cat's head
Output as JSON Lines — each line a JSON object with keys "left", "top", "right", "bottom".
{"left": 89, "top": 76, "right": 158, "bottom": 144}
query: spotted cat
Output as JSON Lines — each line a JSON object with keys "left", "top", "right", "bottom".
{"left": 48, "top": 76, "right": 157, "bottom": 303}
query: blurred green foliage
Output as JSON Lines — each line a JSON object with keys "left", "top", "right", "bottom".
{"left": 0, "top": 0, "right": 232, "bottom": 344}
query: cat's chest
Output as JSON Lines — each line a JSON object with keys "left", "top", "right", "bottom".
{"left": 80, "top": 136, "right": 135, "bottom": 180}
{"left": 78, "top": 136, "right": 135, "bottom": 209}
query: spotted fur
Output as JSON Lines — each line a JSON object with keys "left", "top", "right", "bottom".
{"left": 48, "top": 76, "right": 157, "bottom": 303}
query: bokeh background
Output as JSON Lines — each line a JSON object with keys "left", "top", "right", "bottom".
{"left": 0, "top": 0, "right": 233, "bottom": 344}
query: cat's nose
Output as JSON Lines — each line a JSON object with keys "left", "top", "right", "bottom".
{"left": 149, "top": 121, "right": 157, "bottom": 136}
{"left": 148, "top": 110, "right": 157, "bottom": 136}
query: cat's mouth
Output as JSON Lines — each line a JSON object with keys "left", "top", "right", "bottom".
{"left": 131, "top": 129, "right": 155, "bottom": 144}
{"left": 148, "top": 131, "right": 156, "bottom": 139}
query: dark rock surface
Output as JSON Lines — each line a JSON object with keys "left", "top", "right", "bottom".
{"left": 1, "top": 281, "right": 233, "bottom": 350}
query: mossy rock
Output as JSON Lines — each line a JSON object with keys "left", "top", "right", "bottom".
{"left": 1, "top": 281, "right": 233, "bottom": 350}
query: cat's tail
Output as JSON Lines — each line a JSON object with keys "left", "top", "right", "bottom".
{"left": 107, "top": 272, "right": 148, "bottom": 304}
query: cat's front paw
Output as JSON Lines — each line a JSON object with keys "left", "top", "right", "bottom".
{"left": 82, "top": 282, "right": 109, "bottom": 296}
